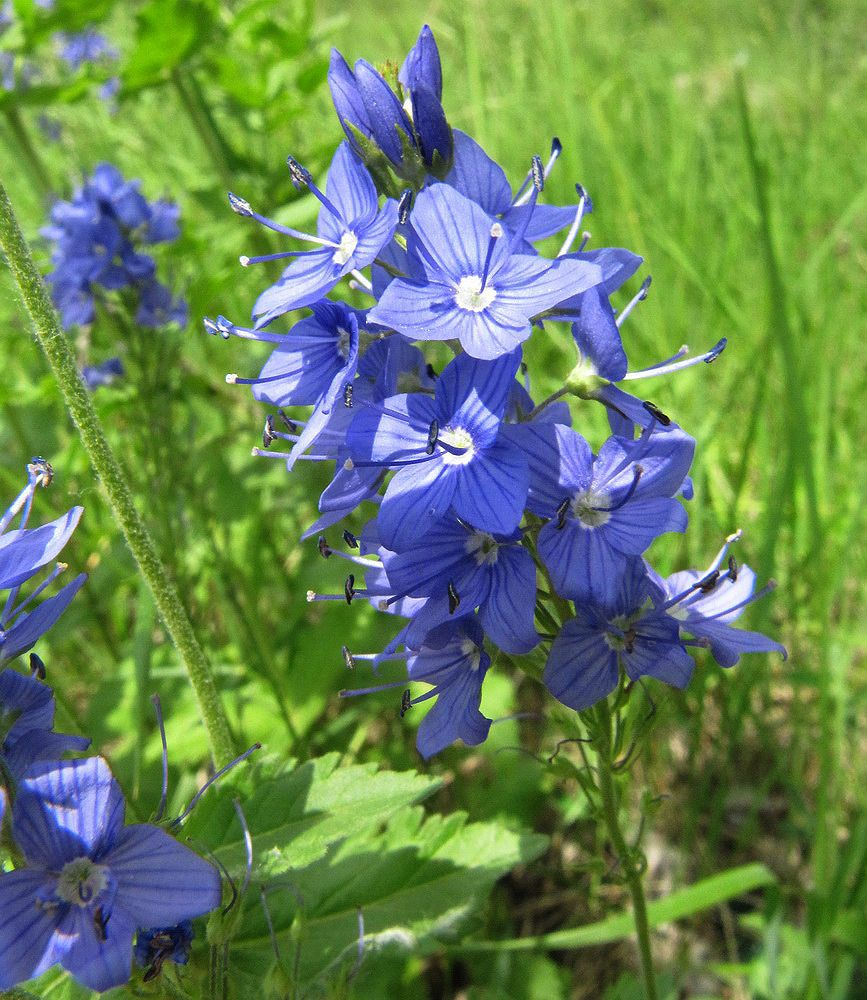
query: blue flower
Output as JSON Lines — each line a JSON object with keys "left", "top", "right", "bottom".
{"left": 0, "top": 461, "right": 86, "bottom": 664}
{"left": 0, "top": 756, "right": 221, "bottom": 993}
{"left": 367, "top": 182, "right": 601, "bottom": 359}
{"left": 0, "top": 668, "right": 90, "bottom": 781}
{"left": 375, "top": 516, "right": 539, "bottom": 654}
{"left": 56, "top": 28, "right": 117, "bottom": 70}
{"left": 346, "top": 349, "right": 529, "bottom": 549}
{"left": 82, "top": 357, "right": 124, "bottom": 391}
{"left": 328, "top": 25, "right": 453, "bottom": 180}
{"left": 544, "top": 559, "right": 694, "bottom": 711}
{"left": 507, "top": 421, "right": 694, "bottom": 604}
{"left": 660, "top": 535, "right": 787, "bottom": 667}
{"left": 134, "top": 920, "right": 193, "bottom": 980}
{"left": 43, "top": 164, "right": 185, "bottom": 331}
{"left": 237, "top": 143, "right": 398, "bottom": 328}
{"left": 444, "top": 130, "right": 581, "bottom": 244}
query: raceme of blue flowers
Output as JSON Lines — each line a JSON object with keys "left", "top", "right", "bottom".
{"left": 43, "top": 163, "right": 186, "bottom": 331}
{"left": 0, "top": 466, "right": 222, "bottom": 993}
{"left": 208, "top": 25, "right": 786, "bottom": 760}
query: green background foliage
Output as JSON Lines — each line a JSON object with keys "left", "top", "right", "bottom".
{"left": 0, "top": 0, "right": 865, "bottom": 995}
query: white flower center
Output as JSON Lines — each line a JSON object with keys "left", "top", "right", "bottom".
{"left": 55, "top": 857, "right": 109, "bottom": 907}
{"left": 570, "top": 489, "right": 611, "bottom": 529}
{"left": 332, "top": 231, "right": 358, "bottom": 266}
{"left": 439, "top": 426, "right": 475, "bottom": 466}
{"left": 464, "top": 530, "right": 499, "bottom": 566}
{"left": 454, "top": 275, "right": 496, "bottom": 313}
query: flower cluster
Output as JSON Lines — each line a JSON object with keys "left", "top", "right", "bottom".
{"left": 43, "top": 163, "right": 186, "bottom": 331}
{"left": 209, "top": 26, "right": 785, "bottom": 759}
{"left": 0, "top": 465, "right": 222, "bottom": 993}
{"left": 55, "top": 27, "right": 117, "bottom": 71}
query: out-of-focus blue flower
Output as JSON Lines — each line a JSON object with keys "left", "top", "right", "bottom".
{"left": 43, "top": 164, "right": 184, "bottom": 330}
{"left": 81, "top": 357, "right": 124, "bottom": 391}
{"left": 367, "top": 182, "right": 601, "bottom": 359}
{"left": 0, "top": 756, "right": 221, "bottom": 993}
{"left": 0, "top": 460, "right": 86, "bottom": 665}
{"left": 234, "top": 143, "right": 398, "bottom": 328}
{"left": 329, "top": 25, "right": 453, "bottom": 181}
{"left": 134, "top": 920, "right": 194, "bottom": 980}
{"left": 0, "top": 667, "right": 89, "bottom": 781}
{"left": 56, "top": 28, "right": 117, "bottom": 70}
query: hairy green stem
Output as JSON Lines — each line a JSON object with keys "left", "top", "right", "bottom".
{"left": 596, "top": 697, "right": 658, "bottom": 1000}
{"left": 0, "top": 179, "right": 236, "bottom": 767}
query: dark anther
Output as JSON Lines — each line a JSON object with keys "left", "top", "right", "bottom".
{"left": 520, "top": 361, "right": 528, "bottom": 375}
{"left": 700, "top": 570, "right": 720, "bottom": 593}
{"left": 341, "top": 645, "right": 356, "bottom": 670}
{"left": 551, "top": 136, "right": 562, "bottom": 156}
{"left": 262, "top": 415, "right": 276, "bottom": 448}
{"left": 398, "top": 189, "right": 413, "bottom": 224}
{"left": 399, "top": 689, "right": 412, "bottom": 717}
{"left": 426, "top": 363, "right": 437, "bottom": 380}
{"left": 642, "top": 400, "right": 671, "bottom": 426}
{"left": 344, "top": 383, "right": 354, "bottom": 408}
{"left": 343, "top": 529, "right": 359, "bottom": 549}
{"left": 555, "top": 497, "right": 571, "bottom": 529}
{"left": 318, "top": 536, "right": 332, "bottom": 559}
{"left": 286, "top": 156, "right": 311, "bottom": 188}
{"left": 447, "top": 580, "right": 460, "bottom": 614}
{"left": 426, "top": 419, "right": 439, "bottom": 455}
{"left": 278, "top": 409, "right": 297, "bottom": 433}
{"left": 531, "top": 154, "right": 544, "bottom": 191}
{"left": 344, "top": 574, "right": 356, "bottom": 604}
{"left": 29, "top": 652, "right": 46, "bottom": 680}
{"left": 727, "top": 556, "right": 739, "bottom": 581}
{"left": 29, "top": 457, "right": 54, "bottom": 485}
{"left": 623, "top": 628, "right": 637, "bottom": 654}
{"left": 93, "top": 907, "right": 109, "bottom": 942}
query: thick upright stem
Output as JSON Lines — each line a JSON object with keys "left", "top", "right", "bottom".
{"left": 2, "top": 107, "right": 53, "bottom": 198}
{"left": 0, "top": 179, "right": 236, "bottom": 767}
{"left": 596, "top": 698, "right": 658, "bottom": 1000}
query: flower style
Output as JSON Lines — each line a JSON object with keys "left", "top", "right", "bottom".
{"left": 367, "top": 182, "right": 601, "bottom": 359}
{"left": 0, "top": 757, "right": 221, "bottom": 993}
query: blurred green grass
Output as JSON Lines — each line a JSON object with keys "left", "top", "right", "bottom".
{"left": 1, "top": 0, "right": 866, "bottom": 995}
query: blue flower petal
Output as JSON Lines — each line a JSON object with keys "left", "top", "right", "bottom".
{"left": 0, "top": 507, "right": 83, "bottom": 590}
{"left": 477, "top": 545, "right": 538, "bottom": 654}
{"left": 410, "top": 183, "right": 506, "bottom": 278}
{"left": 14, "top": 757, "right": 125, "bottom": 868}
{"left": 328, "top": 50, "right": 372, "bottom": 155}
{"left": 317, "top": 142, "right": 381, "bottom": 240}
{"left": 444, "top": 130, "right": 511, "bottom": 216}
{"left": 107, "top": 825, "right": 222, "bottom": 927}
{"left": 0, "top": 870, "right": 75, "bottom": 990}
{"left": 252, "top": 248, "right": 341, "bottom": 326}
{"left": 377, "top": 459, "right": 457, "bottom": 551}
{"left": 571, "top": 285, "right": 627, "bottom": 381}
{"left": 60, "top": 904, "right": 136, "bottom": 993}
{"left": 452, "top": 438, "right": 528, "bottom": 538}
{"left": 0, "top": 573, "right": 87, "bottom": 663}
{"left": 436, "top": 351, "right": 519, "bottom": 439}
{"left": 544, "top": 615, "right": 619, "bottom": 711}
{"left": 416, "top": 666, "right": 490, "bottom": 758}
{"left": 399, "top": 24, "right": 443, "bottom": 101}
{"left": 354, "top": 59, "right": 415, "bottom": 165}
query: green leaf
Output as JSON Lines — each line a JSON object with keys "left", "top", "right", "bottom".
{"left": 121, "top": 0, "right": 216, "bottom": 90}
{"left": 228, "top": 805, "right": 548, "bottom": 990}
{"left": 457, "top": 863, "right": 777, "bottom": 952}
{"left": 182, "top": 752, "right": 441, "bottom": 878}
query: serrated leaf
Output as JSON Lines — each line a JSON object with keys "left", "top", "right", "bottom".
{"left": 228, "top": 805, "right": 548, "bottom": 989}
{"left": 182, "top": 752, "right": 441, "bottom": 878}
